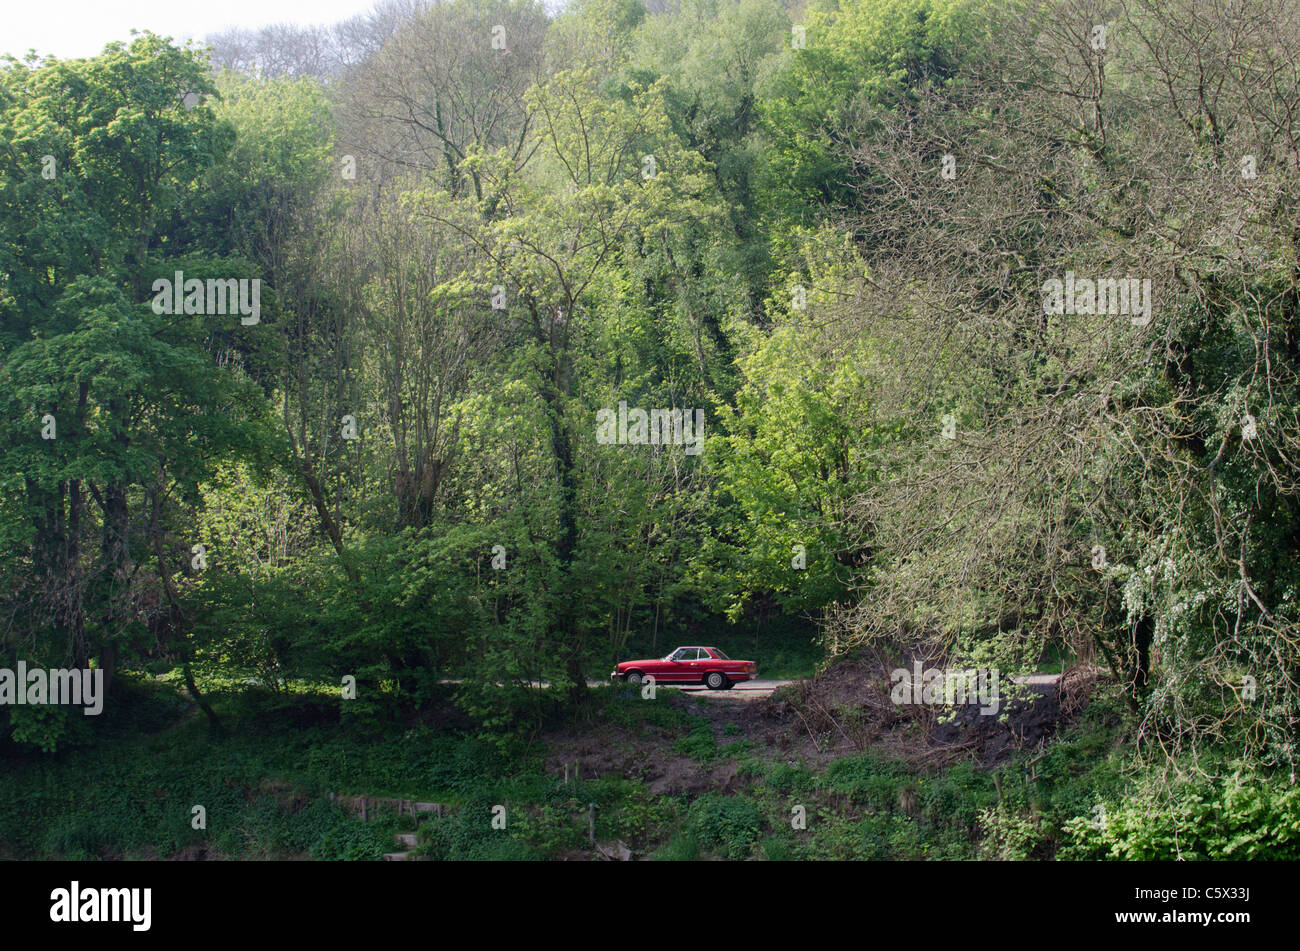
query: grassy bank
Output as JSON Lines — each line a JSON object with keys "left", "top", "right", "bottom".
{"left": 3, "top": 670, "right": 1294, "bottom": 861}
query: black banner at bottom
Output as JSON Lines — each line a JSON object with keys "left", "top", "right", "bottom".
{"left": 0, "top": 859, "right": 1274, "bottom": 938}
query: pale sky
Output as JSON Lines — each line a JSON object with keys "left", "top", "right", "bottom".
{"left": 2, "top": 0, "right": 380, "bottom": 61}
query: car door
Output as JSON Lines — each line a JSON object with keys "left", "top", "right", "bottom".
{"left": 661, "top": 647, "right": 694, "bottom": 682}
{"left": 675, "top": 648, "right": 705, "bottom": 681}
{"left": 684, "top": 648, "right": 707, "bottom": 681}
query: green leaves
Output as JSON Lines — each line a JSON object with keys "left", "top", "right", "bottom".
{"left": 1062, "top": 770, "right": 1300, "bottom": 860}
{"left": 0, "top": 35, "right": 268, "bottom": 751}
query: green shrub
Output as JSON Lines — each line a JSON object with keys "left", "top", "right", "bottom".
{"left": 822, "top": 751, "right": 913, "bottom": 808}
{"left": 763, "top": 761, "right": 814, "bottom": 795}
{"left": 651, "top": 834, "right": 700, "bottom": 861}
{"left": 977, "top": 804, "right": 1049, "bottom": 860}
{"left": 310, "top": 815, "right": 396, "bottom": 861}
{"left": 442, "top": 797, "right": 538, "bottom": 860}
{"left": 685, "top": 794, "right": 764, "bottom": 859}
{"left": 1060, "top": 769, "right": 1300, "bottom": 860}
{"left": 673, "top": 718, "right": 717, "bottom": 762}
{"left": 761, "top": 835, "right": 795, "bottom": 860}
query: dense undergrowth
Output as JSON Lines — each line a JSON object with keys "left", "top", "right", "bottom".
{"left": 3, "top": 673, "right": 1293, "bottom": 861}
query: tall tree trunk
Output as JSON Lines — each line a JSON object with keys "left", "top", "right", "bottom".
{"left": 538, "top": 319, "right": 587, "bottom": 705}
{"left": 550, "top": 407, "right": 588, "bottom": 705}
{"left": 98, "top": 481, "right": 131, "bottom": 699}
{"left": 149, "top": 492, "right": 225, "bottom": 736}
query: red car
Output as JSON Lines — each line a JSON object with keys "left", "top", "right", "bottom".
{"left": 611, "top": 646, "right": 757, "bottom": 690}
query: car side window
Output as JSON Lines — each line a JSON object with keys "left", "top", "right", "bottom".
{"left": 676, "top": 648, "right": 698, "bottom": 661}
{"left": 670, "top": 649, "right": 690, "bottom": 661}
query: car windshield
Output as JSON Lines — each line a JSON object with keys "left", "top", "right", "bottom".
{"left": 711, "top": 648, "right": 729, "bottom": 659}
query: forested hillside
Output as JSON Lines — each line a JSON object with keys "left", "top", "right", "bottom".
{"left": 2, "top": 0, "right": 1298, "bottom": 861}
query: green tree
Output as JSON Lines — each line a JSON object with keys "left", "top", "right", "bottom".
{"left": 0, "top": 35, "right": 265, "bottom": 748}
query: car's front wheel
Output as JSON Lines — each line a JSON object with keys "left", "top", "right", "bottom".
{"left": 625, "top": 670, "right": 645, "bottom": 686}
{"left": 705, "top": 671, "right": 727, "bottom": 690}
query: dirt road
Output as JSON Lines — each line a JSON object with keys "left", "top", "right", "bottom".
{"left": 442, "top": 677, "right": 798, "bottom": 696}
{"left": 657, "top": 678, "right": 798, "bottom": 700}
{"left": 659, "top": 672, "right": 1061, "bottom": 701}
{"left": 455, "top": 671, "right": 1061, "bottom": 702}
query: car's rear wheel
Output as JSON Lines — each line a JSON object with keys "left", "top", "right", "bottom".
{"left": 705, "top": 671, "right": 727, "bottom": 690}
{"left": 625, "top": 670, "right": 645, "bottom": 686}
